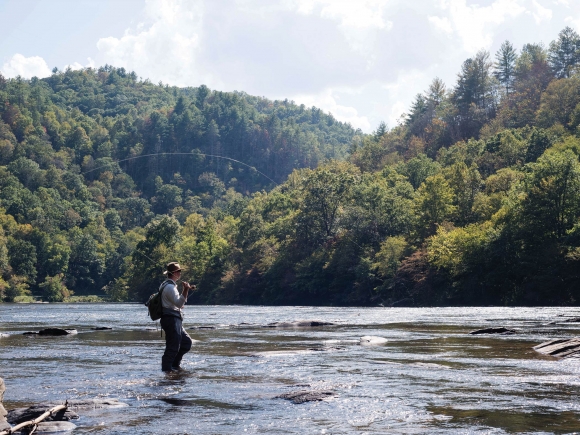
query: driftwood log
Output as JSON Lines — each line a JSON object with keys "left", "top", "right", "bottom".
{"left": 0, "top": 403, "right": 67, "bottom": 435}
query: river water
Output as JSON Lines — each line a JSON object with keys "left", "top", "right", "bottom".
{"left": 2, "top": 305, "right": 580, "bottom": 434}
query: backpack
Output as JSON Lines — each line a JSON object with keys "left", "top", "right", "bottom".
{"left": 145, "top": 281, "right": 171, "bottom": 321}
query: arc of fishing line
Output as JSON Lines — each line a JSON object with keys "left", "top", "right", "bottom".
{"left": 82, "top": 152, "right": 279, "bottom": 185}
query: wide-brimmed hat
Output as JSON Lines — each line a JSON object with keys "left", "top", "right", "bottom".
{"left": 163, "top": 262, "right": 183, "bottom": 275}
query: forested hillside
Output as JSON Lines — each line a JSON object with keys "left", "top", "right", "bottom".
{"left": 122, "top": 26, "right": 580, "bottom": 307}
{"left": 0, "top": 67, "right": 357, "bottom": 301}
{"left": 4, "top": 27, "right": 580, "bottom": 306}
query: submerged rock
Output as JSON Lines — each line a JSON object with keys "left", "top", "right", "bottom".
{"left": 533, "top": 338, "right": 580, "bottom": 358}
{"left": 91, "top": 327, "right": 113, "bottom": 330}
{"left": 469, "top": 327, "right": 516, "bottom": 335}
{"left": 265, "top": 320, "right": 335, "bottom": 328}
{"left": 276, "top": 390, "right": 334, "bottom": 404}
{"left": 23, "top": 328, "right": 77, "bottom": 336}
{"left": 34, "top": 421, "right": 77, "bottom": 433}
{"left": 360, "top": 336, "right": 388, "bottom": 345}
{"left": 549, "top": 317, "right": 580, "bottom": 324}
{"left": 66, "top": 399, "right": 128, "bottom": 410}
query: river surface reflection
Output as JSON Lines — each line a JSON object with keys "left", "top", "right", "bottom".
{"left": 2, "top": 304, "right": 580, "bottom": 434}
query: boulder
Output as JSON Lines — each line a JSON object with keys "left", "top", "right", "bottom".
{"left": 0, "top": 377, "right": 7, "bottom": 427}
{"left": 533, "top": 338, "right": 580, "bottom": 358}
{"left": 469, "top": 327, "right": 516, "bottom": 335}
{"left": 265, "top": 320, "right": 335, "bottom": 328}
{"left": 276, "top": 390, "right": 334, "bottom": 404}
{"left": 7, "top": 406, "right": 79, "bottom": 425}
{"left": 360, "top": 336, "right": 388, "bottom": 345}
{"left": 7, "top": 399, "right": 127, "bottom": 425}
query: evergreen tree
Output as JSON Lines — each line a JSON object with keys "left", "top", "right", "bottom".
{"left": 494, "top": 40, "right": 518, "bottom": 95}
{"left": 548, "top": 26, "right": 580, "bottom": 78}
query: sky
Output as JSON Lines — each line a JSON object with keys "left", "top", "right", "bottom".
{"left": 1, "top": 0, "right": 579, "bottom": 133}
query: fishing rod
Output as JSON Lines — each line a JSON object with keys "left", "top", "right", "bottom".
{"left": 82, "top": 152, "right": 279, "bottom": 185}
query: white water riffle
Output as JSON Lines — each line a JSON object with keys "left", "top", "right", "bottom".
{"left": 2, "top": 304, "right": 580, "bottom": 434}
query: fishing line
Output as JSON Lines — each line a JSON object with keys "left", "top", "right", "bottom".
{"left": 82, "top": 152, "right": 279, "bottom": 185}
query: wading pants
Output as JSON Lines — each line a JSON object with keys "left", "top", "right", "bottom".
{"left": 160, "top": 314, "right": 192, "bottom": 371}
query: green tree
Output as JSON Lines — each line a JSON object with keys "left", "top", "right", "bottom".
{"left": 494, "top": 40, "right": 518, "bottom": 95}
{"left": 413, "top": 174, "right": 456, "bottom": 238}
{"left": 39, "top": 274, "right": 72, "bottom": 302}
{"left": 548, "top": 26, "right": 580, "bottom": 79}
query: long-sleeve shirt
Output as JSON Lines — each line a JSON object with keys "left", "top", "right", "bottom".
{"left": 160, "top": 280, "right": 186, "bottom": 318}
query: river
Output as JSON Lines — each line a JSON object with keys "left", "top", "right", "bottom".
{"left": 2, "top": 304, "right": 580, "bottom": 434}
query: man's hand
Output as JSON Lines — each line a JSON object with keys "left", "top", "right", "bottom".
{"left": 182, "top": 282, "right": 190, "bottom": 299}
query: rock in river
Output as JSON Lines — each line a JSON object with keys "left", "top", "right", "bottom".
{"left": 469, "top": 327, "right": 516, "bottom": 335}
{"left": 91, "top": 327, "right": 113, "bottom": 330}
{"left": 276, "top": 390, "right": 334, "bottom": 404}
{"left": 533, "top": 338, "right": 580, "bottom": 358}
{"left": 7, "top": 399, "right": 127, "bottom": 425}
{"left": 7, "top": 405, "right": 79, "bottom": 425}
{"left": 0, "top": 377, "right": 9, "bottom": 432}
{"left": 265, "top": 320, "right": 335, "bottom": 328}
{"left": 23, "top": 328, "right": 77, "bottom": 336}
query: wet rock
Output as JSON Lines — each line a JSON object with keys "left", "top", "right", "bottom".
{"left": 22, "top": 328, "right": 77, "bottom": 336}
{"left": 33, "top": 421, "right": 77, "bottom": 433}
{"left": 7, "top": 399, "right": 127, "bottom": 425}
{"left": 91, "top": 327, "right": 113, "bottom": 330}
{"left": 469, "top": 327, "right": 516, "bottom": 335}
{"left": 265, "top": 320, "right": 335, "bottom": 328}
{"left": 7, "top": 405, "right": 79, "bottom": 425}
{"left": 0, "top": 377, "right": 7, "bottom": 428}
{"left": 360, "top": 336, "right": 388, "bottom": 345}
{"left": 533, "top": 338, "right": 580, "bottom": 358}
{"left": 276, "top": 390, "right": 334, "bottom": 404}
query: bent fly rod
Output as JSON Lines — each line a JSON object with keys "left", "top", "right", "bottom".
{"left": 81, "top": 152, "right": 279, "bottom": 185}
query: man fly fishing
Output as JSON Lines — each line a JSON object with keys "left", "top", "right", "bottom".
{"left": 159, "top": 262, "right": 195, "bottom": 372}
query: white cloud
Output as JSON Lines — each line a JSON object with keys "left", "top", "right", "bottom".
{"left": 1, "top": 53, "right": 51, "bottom": 79}
{"left": 96, "top": 0, "right": 205, "bottom": 86}
{"left": 530, "top": 0, "right": 553, "bottom": 23}
{"left": 286, "top": 0, "right": 392, "bottom": 56}
{"left": 292, "top": 88, "right": 371, "bottom": 131}
{"left": 86, "top": 0, "right": 580, "bottom": 133}
{"left": 565, "top": 15, "right": 580, "bottom": 31}
{"left": 430, "top": 0, "right": 527, "bottom": 52}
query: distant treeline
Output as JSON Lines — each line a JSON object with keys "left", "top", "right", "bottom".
{"left": 0, "top": 66, "right": 356, "bottom": 302}
{"left": 4, "top": 27, "right": 580, "bottom": 306}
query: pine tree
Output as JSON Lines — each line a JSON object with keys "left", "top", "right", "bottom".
{"left": 494, "top": 40, "right": 517, "bottom": 95}
{"left": 548, "top": 26, "right": 580, "bottom": 78}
